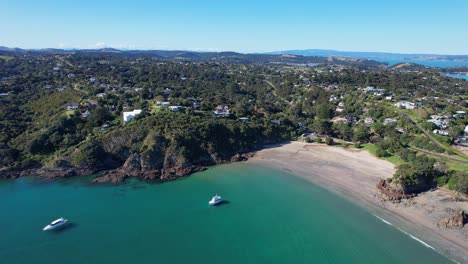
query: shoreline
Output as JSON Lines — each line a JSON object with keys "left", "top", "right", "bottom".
{"left": 246, "top": 141, "right": 468, "bottom": 264}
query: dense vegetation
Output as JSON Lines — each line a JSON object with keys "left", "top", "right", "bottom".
{"left": 0, "top": 50, "right": 467, "bottom": 193}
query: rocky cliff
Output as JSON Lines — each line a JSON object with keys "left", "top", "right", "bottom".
{"left": 376, "top": 179, "right": 417, "bottom": 202}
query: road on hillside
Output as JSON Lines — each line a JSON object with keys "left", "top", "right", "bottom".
{"left": 399, "top": 112, "right": 453, "bottom": 152}
{"left": 409, "top": 148, "right": 468, "bottom": 164}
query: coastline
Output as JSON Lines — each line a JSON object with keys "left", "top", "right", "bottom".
{"left": 247, "top": 141, "right": 468, "bottom": 263}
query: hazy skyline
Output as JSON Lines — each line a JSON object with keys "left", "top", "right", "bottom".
{"left": 1, "top": 0, "right": 468, "bottom": 54}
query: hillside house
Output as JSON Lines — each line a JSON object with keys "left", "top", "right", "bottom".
{"left": 123, "top": 109, "right": 142, "bottom": 123}
{"left": 212, "top": 105, "right": 230, "bottom": 118}
{"left": 394, "top": 101, "right": 416, "bottom": 110}
{"left": 67, "top": 103, "right": 80, "bottom": 110}
{"left": 169, "top": 106, "right": 182, "bottom": 112}
{"left": 383, "top": 118, "right": 397, "bottom": 126}
{"left": 433, "top": 129, "right": 450, "bottom": 136}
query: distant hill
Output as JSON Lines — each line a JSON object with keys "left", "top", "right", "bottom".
{"left": 0, "top": 46, "right": 387, "bottom": 69}
{"left": 267, "top": 49, "right": 468, "bottom": 62}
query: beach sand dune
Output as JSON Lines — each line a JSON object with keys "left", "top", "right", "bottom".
{"left": 248, "top": 142, "right": 468, "bottom": 263}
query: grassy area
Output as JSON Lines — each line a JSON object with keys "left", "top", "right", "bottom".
{"left": 446, "top": 161, "right": 468, "bottom": 171}
{"left": 64, "top": 110, "right": 75, "bottom": 117}
{"left": 149, "top": 102, "right": 161, "bottom": 114}
{"left": 361, "top": 144, "right": 404, "bottom": 165}
{"left": 0, "top": 55, "right": 14, "bottom": 61}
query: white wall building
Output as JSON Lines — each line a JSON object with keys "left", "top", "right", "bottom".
{"left": 123, "top": 109, "right": 142, "bottom": 123}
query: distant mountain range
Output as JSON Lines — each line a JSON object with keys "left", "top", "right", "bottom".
{"left": 0, "top": 46, "right": 386, "bottom": 69}
{"left": 267, "top": 49, "right": 468, "bottom": 62}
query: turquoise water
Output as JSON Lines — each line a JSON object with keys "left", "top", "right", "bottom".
{"left": 376, "top": 59, "right": 468, "bottom": 68}
{"left": 0, "top": 164, "right": 454, "bottom": 264}
{"left": 445, "top": 73, "right": 468, "bottom": 81}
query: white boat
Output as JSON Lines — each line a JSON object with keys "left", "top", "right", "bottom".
{"left": 43, "top": 217, "right": 68, "bottom": 231}
{"left": 209, "top": 195, "right": 223, "bottom": 205}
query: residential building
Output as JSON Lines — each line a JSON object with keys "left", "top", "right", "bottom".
{"left": 433, "top": 129, "right": 450, "bottom": 136}
{"left": 394, "top": 100, "right": 416, "bottom": 110}
{"left": 169, "top": 106, "right": 182, "bottom": 112}
{"left": 67, "top": 103, "right": 80, "bottom": 110}
{"left": 364, "top": 117, "right": 375, "bottom": 125}
{"left": 212, "top": 105, "right": 230, "bottom": 118}
{"left": 123, "top": 109, "right": 142, "bottom": 123}
{"left": 383, "top": 118, "right": 397, "bottom": 125}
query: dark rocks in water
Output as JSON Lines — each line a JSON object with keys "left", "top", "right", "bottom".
{"left": 376, "top": 179, "right": 417, "bottom": 202}
{"left": 438, "top": 211, "right": 468, "bottom": 228}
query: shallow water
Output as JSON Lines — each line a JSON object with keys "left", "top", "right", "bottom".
{"left": 0, "top": 163, "right": 454, "bottom": 263}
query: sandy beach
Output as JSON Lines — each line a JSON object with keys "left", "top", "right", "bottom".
{"left": 247, "top": 141, "right": 468, "bottom": 263}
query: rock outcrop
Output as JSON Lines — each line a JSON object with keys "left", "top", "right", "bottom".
{"left": 0, "top": 167, "right": 95, "bottom": 179}
{"left": 92, "top": 151, "right": 251, "bottom": 184}
{"left": 376, "top": 179, "right": 417, "bottom": 202}
{"left": 438, "top": 211, "right": 468, "bottom": 228}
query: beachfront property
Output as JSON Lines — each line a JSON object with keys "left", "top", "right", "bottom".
{"left": 394, "top": 100, "right": 416, "bottom": 110}
{"left": 212, "top": 105, "right": 231, "bottom": 118}
{"left": 123, "top": 109, "right": 142, "bottom": 123}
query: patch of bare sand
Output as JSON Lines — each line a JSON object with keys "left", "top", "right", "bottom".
{"left": 247, "top": 141, "right": 468, "bottom": 263}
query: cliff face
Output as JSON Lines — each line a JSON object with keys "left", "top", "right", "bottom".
{"left": 376, "top": 179, "right": 417, "bottom": 202}
{"left": 92, "top": 150, "right": 252, "bottom": 184}
{"left": 438, "top": 211, "right": 468, "bottom": 228}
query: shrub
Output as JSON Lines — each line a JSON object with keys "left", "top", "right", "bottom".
{"left": 376, "top": 147, "right": 388, "bottom": 157}
{"left": 315, "top": 137, "right": 323, "bottom": 144}
{"left": 325, "top": 137, "right": 333, "bottom": 145}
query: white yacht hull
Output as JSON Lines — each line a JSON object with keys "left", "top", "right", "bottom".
{"left": 43, "top": 220, "right": 68, "bottom": 231}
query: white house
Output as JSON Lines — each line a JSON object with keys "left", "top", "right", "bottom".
{"left": 364, "top": 117, "right": 375, "bottom": 125}
{"left": 433, "top": 129, "right": 450, "bottom": 136}
{"left": 212, "top": 105, "right": 230, "bottom": 118}
{"left": 67, "top": 103, "right": 80, "bottom": 110}
{"left": 169, "top": 106, "right": 182, "bottom": 112}
{"left": 383, "top": 118, "right": 397, "bottom": 125}
{"left": 394, "top": 101, "right": 416, "bottom": 110}
{"left": 123, "top": 109, "right": 142, "bottom": 123}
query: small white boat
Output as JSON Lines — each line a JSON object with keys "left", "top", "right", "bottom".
{"left": 209, "top": 195, "right": 223, "bottom": 205}
{"left": 43, "top": 217, "right": 68, "bottom": 231}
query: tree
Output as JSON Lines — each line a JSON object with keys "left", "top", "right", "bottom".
{"left": 312, "top": 120, "right": 332, "bottom": 135}
{"left": 452, "top": 171, "right": 468, "bottom": 194}
{"left": 353, "top": 125, "right": 370, "bottom": 143}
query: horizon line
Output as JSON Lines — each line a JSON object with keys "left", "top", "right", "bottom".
{"left": 1, "top": 45, "right": 468, "bottom": 57}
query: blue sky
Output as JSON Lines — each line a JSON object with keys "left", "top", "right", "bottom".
{"left": 1, "top": 0, "right": 468, "bottom": 54}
